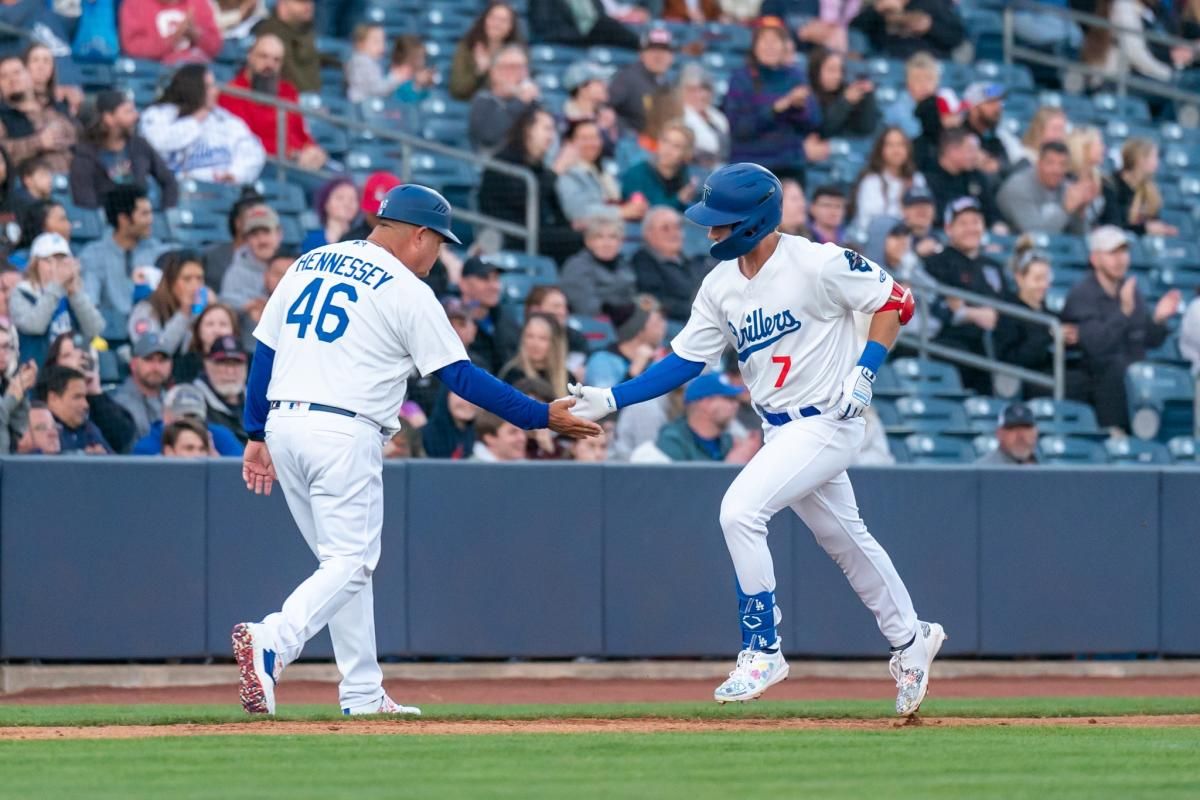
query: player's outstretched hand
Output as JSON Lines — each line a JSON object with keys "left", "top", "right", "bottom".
{"left": 564, "top": 383, "right": 618, "bottom": 422}
{"left": 831, "top": 365, "right": 876, "bottom": 420}
{"left": 243, "top": 440, "right": 276, "bottom": 496}
{"left": 548, "top": 398, "right": 604, "bottom": 439}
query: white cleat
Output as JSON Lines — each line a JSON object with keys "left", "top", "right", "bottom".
{"left": 714, "top": 645, "right": 789, "bottom": 704}
{"left": 343, "top": 694, "right": 422, "bottom": 716}
{"left": 890, "top": 621, "right": 947, "bottom": 717}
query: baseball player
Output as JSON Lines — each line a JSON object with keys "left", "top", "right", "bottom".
{"left": 233, "top": 185, "right": 601, "bottom": 716}
{"left": 568, "top": 164, "right": 945, "bottom": 715}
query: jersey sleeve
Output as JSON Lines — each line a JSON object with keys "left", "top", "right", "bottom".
{"left": 252, "top": 275, "right": 288, "bottom": 349}
{"left": 670, "top": 281, "right": 728, "bottom": 367}
{"left": 819, "top": 245, "right": 896, "bottom": 316}
{"left": 395, "top": 282, "right": 470, "bottom": 377}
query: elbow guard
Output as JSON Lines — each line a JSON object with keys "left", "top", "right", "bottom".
{"left": 879, "top": 282, "right": 915, "bottom": 325}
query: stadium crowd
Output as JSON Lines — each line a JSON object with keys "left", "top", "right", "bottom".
{"left": 0, "top": 0, "right": 1199, "bottom": 465}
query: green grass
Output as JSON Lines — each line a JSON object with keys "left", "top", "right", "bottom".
{"left": 1, "top": 695, "right": 1198, "bottom": 727}
{"left": 1, "top": 727, "right": 1199, "bottom": 799}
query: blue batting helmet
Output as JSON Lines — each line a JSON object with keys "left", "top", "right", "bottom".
{"left": 684, "top": 163, "right": 782, "bottom": 261}
{"left": 376, "top": 184, "right": 462, "bottom": 245}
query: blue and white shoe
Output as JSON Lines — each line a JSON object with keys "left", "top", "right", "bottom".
{"left": 232, "top": 622, "right": 279, "bottom": 715}
{"left": 714, "top": 642, "right": 789, "bottom": 704}
{"left": 890, "top": 621, "right": 947, "bottom": 716}
{"left": 343, "top": 694, "right": 421, "bottom": 716}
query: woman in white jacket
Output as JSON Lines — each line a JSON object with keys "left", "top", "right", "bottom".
{"left": 140, "top": 64, "right": 265, "bottom": 185}
{"left": 850, "top": 126, "right": 926, "bottom": 232}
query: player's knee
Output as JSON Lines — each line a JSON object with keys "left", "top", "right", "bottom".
{"left": 719, "top": 497, "right": 758, "bottom": 538}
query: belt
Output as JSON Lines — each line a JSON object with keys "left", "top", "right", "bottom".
{"left": 758, "top": 404, "right": 821, "bottom": 427}
{"left": 270, "top": 400, "right": 385, "bottom": 433}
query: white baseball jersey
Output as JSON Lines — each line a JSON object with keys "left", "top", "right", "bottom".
{"left": 254, "top": 239, "right": 468, "bottom": 430}
{"left": 672, "top": 234, "right": 894, "bottom": 414}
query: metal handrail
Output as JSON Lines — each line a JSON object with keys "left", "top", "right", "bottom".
{"left": 1003, "top": 0, "right": 1200, "bottom": 109}
{"left": 211, "top": 84, "right": 544, "bottom": 255}
{"left": 901, "top": 280, "right": 1066, "bottom": 401}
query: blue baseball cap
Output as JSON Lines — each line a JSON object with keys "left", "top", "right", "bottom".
{"left": 685, "top": 373, "right": 746, "bottom": 404}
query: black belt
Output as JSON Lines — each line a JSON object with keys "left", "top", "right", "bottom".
{"left": 270, "top": 401, "right": 385, "bottom": 433}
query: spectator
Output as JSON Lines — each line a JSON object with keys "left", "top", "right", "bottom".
{"left": 340, "top": 171, "right": 402, "bottom": 241}
{"left": 422, "top": 388, "right": 477, "bottom": 459}
{"left": 449, "top": 1, "right": 524, "bottom": 101}
{"left": 239, "top": 249, "right": 291, "bottom": 346}
{"left": 441, "top": 297, "right": 480, "bottom": 356}
{"left": 723, "top": 23, "right": 824, "bottom": 183}
{"left": 204, "top": 192, "right": 267, "bottom": 290}
{"left": 913, "top": 86, "right": 964, "bottom": 171}
{"left": 778, "top": 177, "right": 813, "bottom": 238}
{"left": 219, "top": 204, "right": 281, "bottom": 313}
{"left": 923, "top": 128, "right": 1003, "bottom": 229}
{"left": 680, "top": 64, "right": 730, "bottom": 169}
{"left": 175, "top": 301, "right": 239, "bottom": 383}
{"left": 631, "top": 206, "right": 710, "bottom": 325}
{"left": 79, "top": 186, "right": 166, "bottom": 338}
{"left": 1014, "top": 106, "right": 1068, "bottom": 171}
{"left": 499, "top": 312, "right": 569, "bottom": 396}
{"left": 663, "top": 0, "right": 721, "bottom": 21}
{"left": 44, "top": 332, "right": 135, "bottom": 452}
{"left": 994, "top": 242, "right": 1074, "bottom": 398}
{"left": 128, "top": 249, "right": 207, "bottom": 355}
{"left": 1107, "top": 137, "right": 1178, "bottom": 237}
{"left": 15, "top": 400, "right": 58, "bottom": 454}
{"left": 899, "top": 186, "right": 942, "bottom": 257}
{"left": 556, "top": 119, "right": 646, "bottom": 224}
{"left": 0, "top": 55, "right": 75, "bottom": 174}
{"left": 976, "top": 402, "right": 1040, "bottom": 465}
{"left": 1082, "top": 0, "right": 1192, "bottom": 86}
{"left": 131, "top": 381, "right": 242, "bottom": 455}
{"left": 0, "top": 321, "right": 34, "bottom": 452}
{"left": 212, "top": 0, "right": 268, "bottom": 39}
{"left": 560, "top": 61, "right": 618, "bottom": 147}
{"left": 883, "top": 52, "right": 940, "bottom": 139}
{"left": 0, "top": 262, "right": 19, "bottom": 321}
{"left": 809, "top": 47, "right": 879, "bottom": 139}
{"left": 620, "top": 122, "right": 697, "bottom": 214}
{"left": 851, "top": 0, "right": 965, "bottom": 60}
{"left": 997, "top": 142, "right": 1093, "bottom": 236}
{"left": 109, "top": 333, "right": 173, "bottom": 440}
{"left": 636, "top": 87, "right": 685, "bottom": 154}
{"left": 527, "top": 0, "right": 639, "bottom": 50}
{"left": 808, "top": 184, "right": 848, "bottom": 245}
{"left": 1062, "top": 225, "right": 1178, "bottom": 432}
{"left": 388, "top": 35, "right": 436, "bottom": 105}
{"left": 301, "top": 177, "right": 358, "bottom": 252}
{"left": 23, "top": 42, "right": 81, "bottom": 117}
{"left": 1067, "top": 125, "right": 1121, "bottom": 230}
{"left": 570, "top": 426, "right": 608, "bottom": 460}
{"left": 962, "top": 82, "right": 1021, "bottom": 178}
{"left": 10, "top": 156, "right": 52, "bottom": 213}
{"left": 458, "top": 255, "right": 521, "bottom": 373}
{"left": 1012, "top": 0, "right": 1083, "bottom": 53}
{"left": 478, "top": 106, "right": 584, "bottom": 264}
{"left": 119, "top": 0, "right": 223, "bottom": 65}
{"left": 585, "top": 294, "right": 665, "bottom": 387}
{"left": 10, "top": 233, "right": 105, "bottom": 365}
{"left": 70, "top": 91, "right": 179, "bottom": 211}
{"left": 788, "top": 0, "right": 860, "bottom": 52}
{"left": 466, "top": 44, "right": 539, "bottom": 154}
{"left": 14, "top": 200, "right": 71, "bottom": 253}
{"left": 657, "top": 373, "right": 760, "bottom": 463}
{"left": 219, "top": 34, "right": 328, "bottom": 173}
{"left": 925, "top": 197, "right": 1007, "bottom": 394}
{"left": 1180, "top": 285, "right": 1200, "bottom": 373}
{"left": 345, "top": 24, "right": 401, "bottom": 103}
{"left": 470, "top": 408, "right": 527, "bottom": 461}
{"left": 850, "top": 126, "right": 925, "bottom": 232}
{"left": 560, "top": 216, "right": 636, "bottom": 317}
{"left": 252, "top": 0, "right": 327, "bottom": 94}
{"left": 193, "top": 333, "right": 247, "bottom": 441}
{"left": 37, "top": 364, "right": 111, "bottom": 454}
{"left": 609, "top": 26, "right": 675, "bottom": 135}
{"left": 140, "top": 64, "right": 266, "bottom": 184}
{"left": 524, "top": 284, "right": 589, "bottom": 376}
{"left": 161, "top": 416, "right": 212, "bottom": 456}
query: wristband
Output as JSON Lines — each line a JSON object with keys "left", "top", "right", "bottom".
{"left": 857, "top": 340, "right": 888, "bottom": 374}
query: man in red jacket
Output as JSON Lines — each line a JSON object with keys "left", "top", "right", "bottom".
{"left": 218, "top": 33, "right": 328, "bottom": 172}
{"left": 119, "top": 0, "right": 223, "bottom": 65}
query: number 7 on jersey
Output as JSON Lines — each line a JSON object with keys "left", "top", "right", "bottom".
{"left": 771, "top": 355, "right": 791, "bottom": 388}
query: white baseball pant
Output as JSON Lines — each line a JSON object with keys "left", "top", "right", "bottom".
{"left": 257, "top": 406, "right": 387, "bottom": 711}
{"left": 719, "top": 414, "right": 919, "bottom": 648}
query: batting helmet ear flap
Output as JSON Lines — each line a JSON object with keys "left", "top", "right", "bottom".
{"left": 684, "top": 163, "right": 783, "bottom": 261}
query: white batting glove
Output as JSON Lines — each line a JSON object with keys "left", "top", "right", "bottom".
{"left": 565, "top": 383, "right": 618, "bottom": 421}
{"left": 831, "top": 366, "right": 875, "bottom": 420}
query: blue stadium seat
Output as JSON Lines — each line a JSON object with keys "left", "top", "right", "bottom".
{"left": 77, "top": 62, "right": 114, "bottom": 92}
{"left": 1036, "top": 435, "right": 1108, "bottom": 464}
{"left": 252, "top": 179, "right": 308, "bottom": 216}
{"left": 894, "top": 396, "right": 970, "bottom": 432}
{"left": 314, "top": 36, "right": 352, "bottom": 62}
{"left": 489, "top": 251, "right": 557, "bottom": 283}
{"left": 588, "top": 46, "right": 637, "bottom": 67}
{"left": 529, "top": 44, "right": 586, "bottom": 68}
{"left": 307, "top": 119, "right": 350, "bottom": 159}
{"left": 1152, "top": 267, "right": 1200, "bottom": 296}
{"left": 1092, "top": 92, "right": 1151, "bottom": 123}
{"left": 1164, "top": 143, "right": 1200, "bottom": 172}
{"left": 363, "top": 6, "right": 411, "bottom": 34}
{"left": 962, "top": 396, "right": 1008, "bottom": 433}
{"left": 972, "top": 434, "right": 999, "bottom": 459}
{"left": 1044, "top": 286, "right": 1068, "bottom": 314}
{"left": 217, "top": 36, "right": 252, "bottom": 66}
{"left": 501, "top": 272, "right": 537, "bottom": 304}
{"left": 971, "top": 61, "right": 1034, "bottom": 92}
{"left": 167, "top": 207, "right": 225, "bottom": 236}
{"left": 702, "top": 22, "right": 751, "bottom": 52}
{"left": 872, "top": 362, "right": 902, "bottom": 397}
{"left": 114, "top": 75, "right": 160, "bottom": 106}
{"left": 420, "top": 94, "right": 470, "bottom": 120}
{"left": 1125, "top": 361, "right": 1195, "bottom": 441}
{"left": 279, "top": 214, "right": 304, "bottom": 248}
{"left": 962, "top": 9, "right": 1004, "bottom": 62}
{"left": 422, "top": 118, "right": 470, "bottom": 149}
{"left": 1106, "top": 437, "right": 1172, "bottom": 465}
{"left": 889, "top": 357, "right": 968, "bottom": 397}
{"left": 1167, "top": 435, "right": 1200, "bottom": 461}
{"left": 64, "top": 205, "right": 105, "bottom": 245}
{"left": 886, "top": 434, "right": 912, "bottom": 463}
{"left": 1026, "top": 233, "right": 1088, "bottom": 265}
{"left": 1025, "top": 397, "right": 1101, "bottom": 436}
{"left": 113, "top": 57, "right": 166, "bottom": 79}
{"left": 903, "top": 433, "right": 976, "bottom": 464}
{"left": 299, "top": 92, "right": 353, "bottom": 121}
{"left": 1144, "top": 331, "right": 1187, "bottom": 367}
{"left": 872, "top": 398, "right": 902, "bottom": 428}
{"left": 178, "top": 179, "right": 241, "bottom": 207}
{"left": 570, "top": 316, "right": 616, "bottom": 351}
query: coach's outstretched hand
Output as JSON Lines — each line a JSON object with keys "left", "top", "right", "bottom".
{"left": 548, "top": 398, "right": 604, "bottom": 439}
{"left": 243, "top": 441, "right": 277, "bottom": 496}
{"left": 565, "top": 383, "right": 618, "bottom": 422}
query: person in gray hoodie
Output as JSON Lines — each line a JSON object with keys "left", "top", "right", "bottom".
{"left": 218, "top": 205, "right": 283, "bottom": 314}
{"left": 559, "top": 215, "right": 636, "bottom": 317}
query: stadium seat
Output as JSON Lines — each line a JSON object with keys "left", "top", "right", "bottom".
{"left": 1025, "top": 398, "right": 1102, "bottom": 436}
{"left": 1125, "top": 362, "right": 1195, "bottom": 441}
{"left": 178, "top": 179, "right": 241, "bottom": 208}
{"left": 962, "top": 396, "right": 1008, "bottom": 433}
{"left": 1144, "top": 331, "right": 1188, "bottom": 368}
{"left": 587, "top": 46, "right": 637, "bottom": 67}
{"left": 888, "top": 357, "right": 968, "bottom": 397}
{"left": 252, "top": 179, "right": 308, "bottom": 216}
{"left": 894, "top": 396, "right": 970, "bottom": 432}
{"left": 972, "top": 434, "right": 998, "bottom": 459}
{"left": 1036, "top": 435, "right": 1109, "bottom": 464}
{"left": 64, "top": 205, "right": 105, "bottom": 245}
{"left": 500, "top": 272, "right": 537, "bottom": 304}
{"left": 971, "top": 61, "right": 1034, "bottom": 91}
{"left": 307, "top": 119, "right": 350, "bottom": 159}
{"left": 529, "top": 44, "right": 587, "bottom": 68}
{"left": 488, "top": 251, "right": 557, "bottom": 283}
{"left": 1105, "top": 437, "right": 1172, "bottom": 465}
{"left": 569, "top": 316, "right": 616, "bottom": 351}
{"left": 422, "top": 118, "right": 470, "bottom": 149}
{"left": 903, "top": 433, "right": 976, "bottom": 464}
{"left": 217, "top": 36, "right": 252, "bottom": 66}
{"left": 1092, "top": 92, "right": 1152, "bottom": 123}
{"left": 886, "top": 434, "right": 912, "bottom": 463}
{"left": 1166, "top": 435, "right": 1200, "bottom": 461}
{"left": 872, "top": 398, "right": 902, "bottom": 428}
{"left": 299, "top": 92, "right": 354, "bottom": 121}
{"left": 166, "top": 207, "right": 225, "bottom": 243}
{"left": 77, "top": 62, "right": 114, "bottom": 92}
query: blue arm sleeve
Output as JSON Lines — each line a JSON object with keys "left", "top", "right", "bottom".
{"left": 611, "top": 352, "right": 706, "bottom": 409}
{"left": 243, "top": 343, "right": 275, "bottom": 442}
{"left": 434, "top": 360, "right": 550, "bottom": 430}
